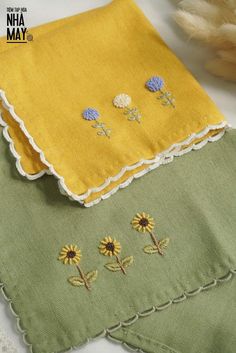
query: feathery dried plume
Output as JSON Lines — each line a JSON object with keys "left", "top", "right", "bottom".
{"left": 174, "top": 0, "right": 236, "bottom": 81}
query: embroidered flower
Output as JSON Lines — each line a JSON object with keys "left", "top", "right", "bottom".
{"left": 58, "top": 245, "right": 97, "bottom": 290}
{"left": 113, "top": 94, "right": 142, "bottom": 123}
{"left": 99, "top": 236, "right": 121, "bottom": 257}
{"left": 82, "top": 108, "right": 111, "bottom": 138}
{"left": 146, "top": 76, "right": 175, "bottom": 108}
{"left": 113, "top": 94, "right": 132, "bottom": 109}
{"left": 146, "top": 77, "right": 164, "bottom": 92}
{"left": 83, "top": 108, "right": 100, "bottom": 121}
{"left": 131, "top": 213, "right": 170, "bottom": 256}
{"left": 58, "top": 245, "right": 81, "bottom": 265}
{"left": 99, "top": 237, "right": 133, "bottom": 275}
{"left": 132, "top": 212, "right": 155, "bottom": 233}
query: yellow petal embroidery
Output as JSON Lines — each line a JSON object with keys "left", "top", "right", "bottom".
{"left": 58, "top": 244, "right": 97, "bottom": 290}
{"left": 131, "top": 213, "right": 170, "bottom": 256}
{"left": 99, "top": 237, "right": 133, "bottom": 275}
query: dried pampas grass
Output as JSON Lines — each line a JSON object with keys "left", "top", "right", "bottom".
{"left": 174, "top": 0, "right": 236, "bottom": 82}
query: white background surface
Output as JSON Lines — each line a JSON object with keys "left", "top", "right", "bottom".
{"left": 0, "top": 1, "right": 235, "bottom": 353}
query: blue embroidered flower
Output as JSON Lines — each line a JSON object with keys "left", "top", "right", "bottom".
{"left": 146, "top": 76, "right": 175, "bottom": 108}
{"left": 83, "top": 108, "right": 100, "bottom": 121}
{"left": 146, "top": 77, "right": 164, "bottom": 92}
{"left": 82, "top": 107, "right": 111, "bottom": 138}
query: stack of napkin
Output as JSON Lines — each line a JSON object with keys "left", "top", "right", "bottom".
{"left": 0, "top": 1, "right": 235, "bottom": 353}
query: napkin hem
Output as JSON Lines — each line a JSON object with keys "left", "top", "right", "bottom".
{"left": 0, "top": 89, "right": 230, "bottom": 207}
{"left": 108, "top": 329, "right": 180, "bottom": 353}
{"left": 1, "top": 269, "right": 236, "bottom": 353}
{"left": 0, "top": 111, "right": 49, "bottom": 181}
{"left": 84, "top": 125, "right": 229, "bottom": 207}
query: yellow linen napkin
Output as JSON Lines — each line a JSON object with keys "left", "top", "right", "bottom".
{"left": 0, "top": 0, "right": 228, "bottom": 206}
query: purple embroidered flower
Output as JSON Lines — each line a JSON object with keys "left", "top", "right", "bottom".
{"left": 83, "top": 108, "right": 100, "bottom": 121}
{"left": 82, "top": 107, "right": 111, "bottom": 138}
{"left": 146, "top": 77, "right": 164, "bottom": 92}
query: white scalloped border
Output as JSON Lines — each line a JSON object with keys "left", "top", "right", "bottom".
{"left": 1, "top": 269, "right": 236, "bottom": 353}
{"left": 0, "top": 113, "right": 49, "bottom": 181}
{"left": 0, "top": 89, "right": 230, "bottom": 207}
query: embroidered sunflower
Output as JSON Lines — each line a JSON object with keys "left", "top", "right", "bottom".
{"left": 99, "top": 236, "right": 121, "bottom": 257}
{"left": 58, "top": 245, "right": 97, "bottom": 290}
{"left": 99, "top": 237, "right": 133, "bottom": 275}
{"left": 58, "top": 245, "right": 81, "bottom": 265}
{"left": 131, "top": 213, "right": 170, "bottom": 256}
{"left": 132, "top": 212, "right": 155, "bottom": 233}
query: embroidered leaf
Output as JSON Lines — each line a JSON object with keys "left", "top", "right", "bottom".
{"left": 68, "top": 276, "right": 85, "bottom": 286}
{"left": 159, "top": 238, "right": 170, "bottom": 250}
{"left": 105, "top": 262, "right": 122, "bottom": 272}
{"left": 121, "top": 256, "right": 134, "bottom": 268}
{"left": 86, "top": 270, "right": 98, "bottom": 283}
{"left": 97, "top": 131, "right": 106, "bottom": 136}
{"left": 162, "top": 101, "right": 170, "bottom": 106}
{"left": 143, "top": 245, "right": 159, "bottom": 254}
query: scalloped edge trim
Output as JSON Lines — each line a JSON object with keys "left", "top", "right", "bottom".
{"left": 0, "top": 89, "right": 230, "bottom": 207}
{"left": 0, "top": 112, "right": 49, "bottom": 181}
{"left": 1, "top": 269, "right": 235, "bottom": 353}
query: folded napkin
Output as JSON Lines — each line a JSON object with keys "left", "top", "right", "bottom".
{"left": 111, "top": 276, "right": 236, "bottom": 353}
{"left": 0, "top": 0, "right": 228, "bottom": 206}
{"left": 0, "top": 128, "right": 235, "bottom": 353}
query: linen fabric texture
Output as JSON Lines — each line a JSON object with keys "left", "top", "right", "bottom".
{"left": 0, "top": 129, "right": 235, "bottom": 353}
{"left": 0, "top": 0, "right": 228, "bottom": 206}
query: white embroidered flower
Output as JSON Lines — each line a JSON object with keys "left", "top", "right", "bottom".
{"left": 113, "top": 94, "right": 131, "bottom": 109}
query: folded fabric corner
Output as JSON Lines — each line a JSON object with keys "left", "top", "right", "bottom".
{"left": 0, "top": 0, "right": 229, "bottom": 208}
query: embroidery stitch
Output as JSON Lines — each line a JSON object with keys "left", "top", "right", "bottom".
{"left": 146, "top": 77, "right": 175, "bottom": 108}
{"left": 99, "top": 236, "right": 133, "bottom": 275}
{"left": 113, "top": 94, "right": 142, "bottom": 123}
{"left": 58, "top": 245, "right": 98, "bottom": 290}
{"left": 131, "top": 212, "right": 170, "bottom": 255}
{"left": 82, "top": 108, "right": 111, "bottom": 138}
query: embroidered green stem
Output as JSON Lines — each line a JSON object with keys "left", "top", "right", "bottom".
{"left": 158, "top": 89, "right": 175, "bottom": 108}
{"left": 131, "top": 213, "right": 170, "bottom": 256}
{"left": 115, "top": 255, "right": 127, "bottom": 275}
{"left": 149, "top": 232, "right": 164, "bottom": 256}
{"left": 76, "top": 264, "right": 91, "bottom": 290}
{"left": 99, "top": 237, "right": 133, "bottom": 274}
{"left": 124, "top": 107, "right": 141, "bottom": 123}
{"left": 92, "top": 122, "right": 111, "bottom": 138}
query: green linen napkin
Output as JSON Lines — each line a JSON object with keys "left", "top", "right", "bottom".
{"left": 111, "top": 276, "right": 236, "bottom": 353}
{"left": 0, "top": 129, "right": 235, "bottom": 353}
